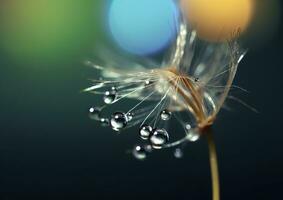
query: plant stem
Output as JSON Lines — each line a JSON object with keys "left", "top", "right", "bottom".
{"left": 206, "top": 132, "right": 220, "bottom": 200}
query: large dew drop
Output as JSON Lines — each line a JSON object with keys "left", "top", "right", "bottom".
{"left": 150, "top": 129, "right": 169, "bottom": 149}
{"left": 132, "top": 145, "right": 147, "bottom": 160}
{"left": 110, "top": 112, "right": 128, "bottom": 131}
{"left": 139, "top": 125, "right": 153, "bottom": 140}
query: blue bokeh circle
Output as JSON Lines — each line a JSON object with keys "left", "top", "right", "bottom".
{"left": 108, "top": 0, "right": 179, "bottom": 56}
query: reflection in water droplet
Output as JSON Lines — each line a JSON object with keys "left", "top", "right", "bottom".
{"left": 100, "top": 118, "right": 110, "bottom": 127}
{"left": 132, "top": 145, "right": 147, "bottom": 160}
{"left": 139, "top": 125, "right": 153, "bottom": 140}
{"left": 150, "top": 129, "right": 169, "bottom": 149}
{"left": 174, "top": 148, "right": 183, "bottom": 159}
{"left": 160, "top": 110, "right": 171, "bottom": 121}
{"left": 89, "top": 106, "right": 101, "bottom": 121}
{"left": 110, "top": 112, "right": 128, "bottom": 131}
{"left": 103, "top": 90, "right": 117, "bottom": 104}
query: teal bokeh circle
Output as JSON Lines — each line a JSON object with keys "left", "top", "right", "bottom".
{"left": 108, "top": 0, "right": 179, "bottom": 55}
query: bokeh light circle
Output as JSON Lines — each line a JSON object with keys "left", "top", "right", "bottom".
{"left": 0, "top": 0, "right": 102, "bottom": 65}
{"left": 181, "top": 0, "right": 254, "bottom": 42}
{"left": 108, "top": 0, "right": 179, "bottom": 56}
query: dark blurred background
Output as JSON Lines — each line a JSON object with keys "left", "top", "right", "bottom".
{"left": 0, "top": 1, "right": 282, "bottom": 199}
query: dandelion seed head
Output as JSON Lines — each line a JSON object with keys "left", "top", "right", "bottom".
{"left": 85, "top": 2, "right": 247, "bottom": 159}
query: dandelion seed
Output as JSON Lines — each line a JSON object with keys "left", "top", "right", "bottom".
{"left": 85, "top": 7, "right": 245, "bottom": 158}
{"left": 85, "top": 2, "right": 249, "bottom": 200}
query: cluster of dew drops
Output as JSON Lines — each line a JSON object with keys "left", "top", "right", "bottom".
{"left": 88, "top": 83, "right": 199, "bottom": 161}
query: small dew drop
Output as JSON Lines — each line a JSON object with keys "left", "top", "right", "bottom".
{"left": 150, "top": 129, "right": 169, "bottom": 149}
{"left": 139, "top": 125, "right": 153, "bottom": 140}
{"left": 103, "top": 90, "right": 117, "bottom": 104}
{"left": 174, "top": 148, "right": 183, "bottom": 159}
{"left": 144, "top": 144, "right": 153, "bottom": 153}
{"left": 186, "top": 130, "right": 200, "bottom": 142}
{"left": 160, "top": 110, "right": 172, "bottom": 121}
{"left": 100, "top": 118, "right": 110, "bottom": 127}
{"left": 185, "top": 124, "right": 191, "bottom": 130}
{"left": 111, "top": 86, "right": 117, "bottom": 91}
{"left": 132, "top": 145, "right": 147, "bottom": 160}
{"left": 126, "top": 112, "right": 134, "bottom": 122}
{"left": 145, "top": 80, "right": 154, "bottom": 86}
{"left": 88, "top": 107, "right": 101, "bottom": 121}
{"left": 110, "top": 112, "right": 128, "bottom": 131}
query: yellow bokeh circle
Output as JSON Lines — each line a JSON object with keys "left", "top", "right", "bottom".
{"left": 181, "top": 0, "right": 254, "bottom": 42}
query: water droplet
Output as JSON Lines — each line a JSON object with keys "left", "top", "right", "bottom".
{"left": 111, "top": 86, "right": 117, "bottom": 92}
{"left": 194, "top": 77, "right": 199, "bottom": 82}
{"left": 150, "top": 129, "right": 169, "bottom": 149}
{"left": 103, "top": 90, "right": 117, "bottom": 104}
{"left": 174, "top": 148, "right": 183, "bottom": 159}
{"left": 185, "top": 124, "right": 191, "bottom": 130}
{"left": 139, "top": 125, "right": 153, "bottom": 140}
{"left": 110, "top": 112, "right": 128, "bottom": 131}
{"left": 88, "top": 107, "right": 101, "bottom": 121}
{"left": 144, "top": 144, "right": 153, "bottom": 153}
{"left": 186, "top": 130, "right": 200, "bottom": 142}
{"left": 145, "top": 80, "right": 154, "bottom": 86}
{"left": 132, "top": 145, "right": 147, "bottom": 160}
{"left": 126, "top": 112, "right": 134, "bottom": 122}
{"left": 100, "top": 118, "right": 110, "bottom": 127}
{"left": 160, "top": 110, "right": 172, "bottom": 121}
